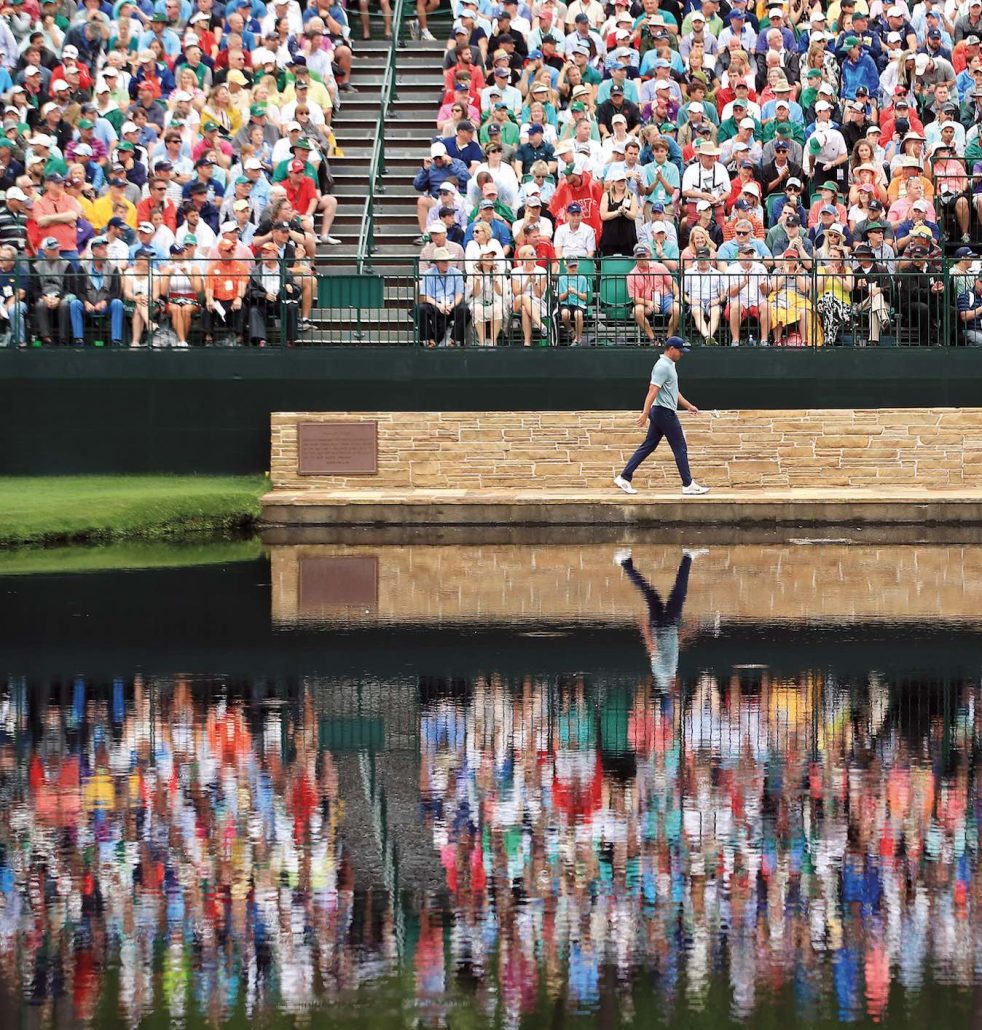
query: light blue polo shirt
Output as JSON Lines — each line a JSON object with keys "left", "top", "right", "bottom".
{"left": 651, "top": 354, "right": 678, "bottom": 410}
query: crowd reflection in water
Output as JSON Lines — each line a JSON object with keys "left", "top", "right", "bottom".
{"left": 0, "top": 659, "right": 978, "bottom": 1026}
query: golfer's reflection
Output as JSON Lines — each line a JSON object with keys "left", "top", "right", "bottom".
{"left": 614, "top": 547, "right": 707, "bottom": 688}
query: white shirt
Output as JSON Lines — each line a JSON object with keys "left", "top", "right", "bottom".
{"left": 175, "top": 220, "right": 217, "bottom": 252}
{"left": 733, "top": 261, "right": 769, "bottom": 305}
{"left": 554, "top": 221, "right": 596, "bottom": 257}
{"left": 684, "top": 267, "right": 726, "bottom": 307}
{"left": 681, "top": 160, "right": 731, "bottom": 203}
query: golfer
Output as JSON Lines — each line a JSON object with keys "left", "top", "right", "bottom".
{"left": 614, "top": 336, "right": 710, "bottom": 495}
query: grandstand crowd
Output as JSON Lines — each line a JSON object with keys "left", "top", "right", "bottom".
{"left": 0, "top": 0, "right": 354, "bottom": 347}
{"left": 412, "top": 0, "right": 982, "bottom": 346}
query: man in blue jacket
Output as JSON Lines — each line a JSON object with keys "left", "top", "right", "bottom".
{"left": 414, "top": 141, "right": 471, "bottom": 244}
{"left": 839, "top": 36, "right": 880, "bottom": 99}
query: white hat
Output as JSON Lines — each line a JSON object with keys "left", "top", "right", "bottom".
{"left": 286, "top": 121, "right": 302, "bottom": 132}
{"left": 23, "top": 66, "right": 39, "bottom": 76}
{"left": 252, "top": 48, "right": 276, "bottom": 64}
{"left": 609, "top": 166, "right": 626, "bottom": 180}
{"left": 887, "top": 4, "right": 904, "bottom": 14}
{"left": 430, "top": 141, "right": 447, "bottom": 157}
{"left": 62, "top": 45, "right": 79, "bottom": 59}
{"left": 96, "top": 81, "right": 111, "bottom": 93}
{"left": 5, "top": 187, "right": 26, "bottom": 202}
{"left": 138, "top": 221, "right": 155, "bottom": 232}
{"left": 688, "top": 101, "right": 704, "bottom": 113}
{"left": 183, "top": 31, "right": 200, "bottom": 46}
{"left": 220, "top": 221, "right": 239, "bottom": 233}
{"left": 29, "top": 134, "right": 51, "bottom": 147}
{"left": 739, "top": 116, "right": 756, "bottom": 129}
{"left": 173, "top": 90, "right": 192, "bottom": 102}
{"left": 886, "top": 30, "right": 902, "bottom": 42}
{"left": 611, "top": 113, "right": 627, "bottom": 124}
{"left": 912, "top": 198, "right": 929, "bottom": 210}
{"left": 245, "top": 157, "right": 264, "bottom": 170}
{"left": 121, "top": 121, "right": 138, "bottom": 134}
{"left": 428, "top": 221, "right": 447, "bottom": 233}
{"left": 776, "top": 99, "right": 790, "bottom": 109}
{"left": 654, "top": 80, "right": 670, "bottom": 90}
{"left": 828, "top": 223, "right": 844, "bottom": 235}
{"left": 742, "top": 180, "right": 761, "bottom": 196}
{"left": 695, "top": 199, "right": 712, "bottom": 210}
{"left": 651, "top": 219, "right": 667, "bottom": 233}
{"left": 103, "top": 66, "right": 118, "bottom": 76}
{"left": 914, "top": 53, "right": 930, "bottom": 73}
{"left": 815, "top": 100, "right": 832, "bottom": 111}
{"left": 51, "top": 79, "right": 69, "bottom": 91}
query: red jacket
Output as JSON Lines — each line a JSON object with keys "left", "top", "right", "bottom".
{"left": 136, "top": 195, "right": 178, "bottom": 232}
{"left": 549, "top": 173, "right": 603, "bottom": 242}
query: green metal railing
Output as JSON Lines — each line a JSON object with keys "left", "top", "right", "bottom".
{"left": 4, "top": 255, "right": 975, "bottom": 349}
{"left": 355, "top": 0, "right": 408, "bottom": 274}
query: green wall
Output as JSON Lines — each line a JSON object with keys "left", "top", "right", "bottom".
{"left": 2, "top": 348, "right": 980, "bottom": 473}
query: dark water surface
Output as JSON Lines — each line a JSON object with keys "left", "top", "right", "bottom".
{"left": 2, "top": 540, "right": 981, "bottom": 1028}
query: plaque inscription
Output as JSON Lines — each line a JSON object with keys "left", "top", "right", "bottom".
{"left": 297, "top": 421, "right": 378, "bottom": 475}
{"left": 299, "top": 556, "right": 379, "bottom": 610}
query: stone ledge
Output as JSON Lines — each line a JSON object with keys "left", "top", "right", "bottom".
{"left": 261, "top": 487, "right": 982, "bottom": 527}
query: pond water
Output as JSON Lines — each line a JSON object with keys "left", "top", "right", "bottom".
{"left": 2, "top": 537, "right": 981, "bottom": 1029}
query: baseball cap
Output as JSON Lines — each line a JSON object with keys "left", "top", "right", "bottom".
{"left": 245, "top": 157, "right": 264, "bottom": 170}
{"left": 107, "top": 216, "right": 127, "bottom": 228}
{"left": 138, "top": 221, "right": 154, "bottom": 232}
{"left": 633, "top": 243, "right": 651, "bottom": 256}
{"left": 40, "top": 236, "right": 60, "bottom": 249}
{"left": 955, "top": 246, "right": 975, "bottom": 258}
{"left": 429, "top": 141, "right": 447, "bottom": 158}
{"left": 479, "top": 199, "right": 495, "bottom": 209}
{"left": 289, "top": 159, "right": 305, "bottom": 172}
{"left": 567, "top": 202, "right": 582, "bottom": 213}
{"left": 664, "top": 336, "right": 690, "bottom": 351}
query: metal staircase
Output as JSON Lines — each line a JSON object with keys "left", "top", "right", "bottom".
{"left": 312, "top": 27, "right": 446, "bottom": 344}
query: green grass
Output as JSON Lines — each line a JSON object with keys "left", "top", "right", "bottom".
{"left": 0, "top": 475, "right": 267, "bottom": 548}
{"left": 0, "top": 538, "right": 264, "bottom": 576}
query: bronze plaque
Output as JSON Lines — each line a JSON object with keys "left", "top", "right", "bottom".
{"left": 297, "top": 422, "right": 378, "bottom": 476}
{"left": 299, "top": 556, "right": 379, "bottom": 610}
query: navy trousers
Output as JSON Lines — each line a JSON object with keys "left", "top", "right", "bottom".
{"left": 621, "top": 554, "right": 691, "bottom": 629}
{"left": 620, "top": 407, "right": 692, "bottom": 486}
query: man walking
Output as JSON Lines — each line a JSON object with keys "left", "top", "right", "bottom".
{"left": 614, "top": 336, "right": 710, "bottom": 495}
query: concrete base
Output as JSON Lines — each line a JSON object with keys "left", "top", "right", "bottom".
{"left": 261, "top": 486, "right": 982, "bottom": 528}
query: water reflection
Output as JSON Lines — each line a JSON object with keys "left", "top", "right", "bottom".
{"left": 2, "top": 662, "right": 977, "bottom": 1026}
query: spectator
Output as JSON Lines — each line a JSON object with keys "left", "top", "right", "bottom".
{"left": 556, "top": 253, "right": 589, "bottom": 345}
{"left": 553, "top": 202, "right": 596, "bottom": 259}
{"left": 510, "top": 244, "right": 549, "bottom": 346}
{"left": 0, "top": 244, "right": 28, "bottom": 347}
{"left": 725, "top": 243, "right": 770, "bottom": 344}
{"left": 31, "top": 236, "right": 76, "bottom": 345}
{"left": 122, "top": 248, "right": 160, "bottom": 348}
{"left": 627, "top": 241, "right": 679, "bottom": 342}
{"left": 414, "top": 141, "right": 471, "bottom": 244}
{"left": 203, "top": 238, "right": 248, "bottom": 344}
{"left": 420, "top": 221, "right": 465, "bottom": 271}
{"left": 417, "top": 248, "right": 469, "bottom": 348}
{"left": 32, "top": 172, "right": 82, "bottom": 260}
{"left": 158, "top": 242, "right": 204, "bottom": 348}
{"left": 851, "top": 244, "right": 894, "bottom": 345}
{"left": 956, "top": 270, "right": 982, "bottom": 345}
{"left": 764, "top": 247, "right": 819, "bottom": 346}
{"left": 816, "top": 247, "right": 854, "bottom": 346}
{"left": 67, "top": 237, "right": 126, "bottom": 347}
{"left": 246, "top": 242, "right": 301, "bottom": 348}
{"left": 467, "top": 247, "right": 506, "bottom": 347}
{"left": 598, "top": 170, "right": 639, "bottom": 256}
{"left": 684, "top": 247, "right": 727, "bottom": 343}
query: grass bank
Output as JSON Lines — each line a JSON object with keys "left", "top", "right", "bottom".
{"left": 0, "top": 476, "right": 266, "bottom": 548}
